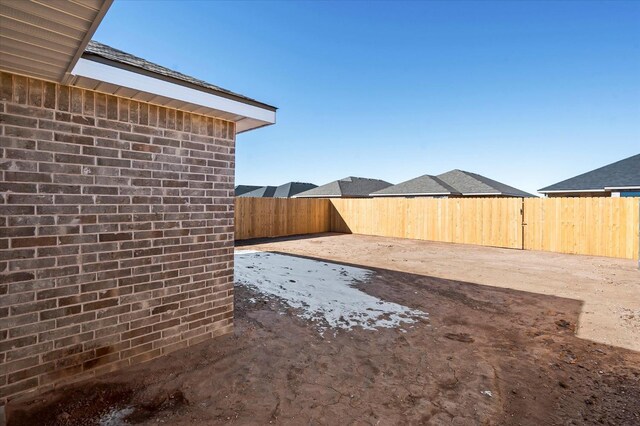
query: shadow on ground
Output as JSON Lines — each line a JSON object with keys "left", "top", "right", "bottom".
{"left": 234, "top": 232, "right": 349, "bottom": 247}
{"left": 7, "top": 252, "right": 640, "bottom": 425}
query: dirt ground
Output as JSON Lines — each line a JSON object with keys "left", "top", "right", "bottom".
{"left": 246, "top": 233, "right": 640, "bottom": 352}
{"left": 7, "top": 234, "right": 640, "bottom": 425}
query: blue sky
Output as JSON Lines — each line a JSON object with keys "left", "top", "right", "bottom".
{"left": 94, "top": 1, "right": 640, "bottom": 195}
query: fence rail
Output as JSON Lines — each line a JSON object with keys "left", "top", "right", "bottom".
{"left": 235, "top": 197, "right": 640, "bottom": 260}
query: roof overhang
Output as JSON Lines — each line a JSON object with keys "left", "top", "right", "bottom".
{"left": 604, "top": 186, "right": 640, "bottom": 191}
{"left": 69, "top": 57, "right": 276, "bottom": 133}
{"left": 0, "top": 0, "right": 113, "bottom": 82}
{"left": 540, "top": 186, "right": 640, "bottom": 194}
{"left": 538, "top": 188, "right": 607, "bottom": 194}
{"left": 292, "top": 194, "right": 341, "bottom": 198}
{"left": 461, "top": 192, "right": 503, "bottom": 196}
{"left": 0, "top": 0, "right": 275, "bottom": 134}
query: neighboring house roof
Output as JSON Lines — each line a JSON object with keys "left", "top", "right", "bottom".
{"left": 371, "top": 174, "right": 460, "bottom": 197}
{"left": 437, "top": 170, "right": 535, "bottom": 197}
{"left": 235, "top": 185, "right": 263, "bottom": 196}
{"left": 273, "top": 182, "right": 318, "bottom": 198}
{"left": 539, "top": 154, "right": 640, "bottom": 193}
{"left": 293, "top": 177, "right": 392, "bottom": 198}
{"left": 239, "top": 186, "right": 277, "bottom": 198}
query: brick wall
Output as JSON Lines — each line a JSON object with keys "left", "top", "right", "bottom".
{"left": 0, "top": 72, "right": 236, "bottom": 404}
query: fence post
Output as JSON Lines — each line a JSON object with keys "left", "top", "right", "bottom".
{"left": 521, "top": 198, "right": 525, "bottom": 251}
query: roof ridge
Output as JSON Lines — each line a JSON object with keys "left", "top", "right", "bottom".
{"left": 373, "top": 173, "right": 459, "bottom": 195}
{"left": 437, "top": 169, "right": 533, "bottom": 196}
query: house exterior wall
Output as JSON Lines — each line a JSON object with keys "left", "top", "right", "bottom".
{"left": 0, "top": 72, "right": 236, "bottom": 404}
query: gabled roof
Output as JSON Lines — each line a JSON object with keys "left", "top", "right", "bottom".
{"left": 293, "top": 177, "right": 392, "bottom": 198}
{"left": 437, "top": 170, "right": 534, "bottom": 197}
{"left": 273, "top": 182, "right": 317, "bottom": 198}
{"left": 235, "top": 185, "right": 262, "bottom": 196}
{"left": 371, "top": 174, "right": 460, "bottom": 197}
{"left": 539, "top": 154, "right": 640, "bottom": 193}
{"left": 238, "top": 186, "right": 277, "bottom": 198}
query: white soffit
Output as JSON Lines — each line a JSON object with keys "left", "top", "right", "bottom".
{"left": 0, "top": 0, "right": 113, "bottom": 82}
{"left": 70, "top": 58, "right": 276, "bottom": 133}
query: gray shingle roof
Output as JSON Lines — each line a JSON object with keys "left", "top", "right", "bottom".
{"left": 273, "top": 182, "right": 317, "bottom": 198}
{"left": 84, "top": 41, "right": 276, "bottom": 110}
{"left": 539, "top": 154, "right": 640, "bottom": 193}
{"left": 294, "top": 177, "right": 392, "bottom": 198}
{"left": 371, "top": 174, "right": 460, "bottom": 196}
{"left": 235, "top": 185, "right": 262, "bottom": 196}
{"left": 437, "top": 170, "right": 534, "bottom": 197}
{"left": 238, "top": 186, "right": 277, "bottom": 198}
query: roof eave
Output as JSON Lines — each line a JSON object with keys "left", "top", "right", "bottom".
{"left": 460, "top": 192, "right": 502, "bottom": 196}
{"left": 69, "top": 57, "right": 276, "bottom": 133}
{"left": 61, "top": 1, "right": 115, "bottom": 85}
{"left": 292, "top": 194, "right": 341, "bottom": 198}
{"left": 538, "top": 188, "right": 607, "bottom": 194}
{"left": 236, "top": 119, "right": 275, "bottom": 134}
{"left": 539, "top": 186, "right": 640, "bottom": 194}
{"left": 604, "top": 186, "right": 640, "bottom": 191}
{"left": 370, "top": 192, "right": 452, "bottom": 197}
{"left": 0, "top": 0, "right": 114, "bottom": 83}
{"left": 80, "top": 52, "right": 277, "bottom": 111}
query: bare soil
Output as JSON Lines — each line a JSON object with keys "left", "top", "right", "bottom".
{"left": 7, "top": 234, "right": 640, "bottom": 425}
{"left": 245, "top": 233, "right": 640, "bottom": 352}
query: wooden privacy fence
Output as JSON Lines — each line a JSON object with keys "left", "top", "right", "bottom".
{"left": 523, "top": 197, "right": 640, "bottom": 260}
{"left": 235, "top": 197, "right": 640, "bottom": 260}
{"left": 330, "top": 198, "right": 524, "bottom": 249}
{"left": 234, "top": 197, "right": 330, "bottom": 240}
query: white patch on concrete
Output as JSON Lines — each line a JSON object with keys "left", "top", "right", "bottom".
{"left": 235, "top": 250, "right": 427, "bottom": 333}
